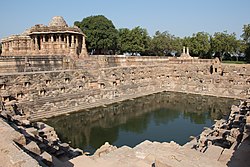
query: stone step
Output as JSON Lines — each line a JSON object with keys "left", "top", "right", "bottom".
{"left": 29, "top": 88, "right": 168, "bottom": 121}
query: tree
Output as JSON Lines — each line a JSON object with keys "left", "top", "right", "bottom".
{"left": 241, "top": 24, "right": 250, "bottom": 43}
{"left": 171, "top": 37, "right": 183, "bottom": 56}
{"left": 241, "top": 24, "right": 250, "bottom": 63}
{"left": 150, "top": 31, "right": 171, "bottom": 56}
{"left": 117, "top": 28, "right": 131, "bottom": 54}
{"left": 211, "top": 31, "right": 239, "bottom": 61}
{"left": 117, "top": 26, "right": 150, "bottom": 55}
{"left": 190, "top": 32, "right": 211, "bottom": 58}
{"left": 75, "top": 15, "right": 118, "bottom": 55}
{"left": 149, "top": 31, "right": 182, "bottom": 56}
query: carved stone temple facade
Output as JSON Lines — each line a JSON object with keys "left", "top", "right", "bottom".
{"left": 1, "top": 16, "right": 87, "bottom": 57}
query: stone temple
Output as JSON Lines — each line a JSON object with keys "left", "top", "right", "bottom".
{"left": 1, "top": 16, "right": 87, "bottom": 57}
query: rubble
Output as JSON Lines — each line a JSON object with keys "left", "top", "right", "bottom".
{"left": 194, "top": 100, "right": 250, "bottom": 165}
{"left": 24, "top": 141, "right": 41, "bottom": 155}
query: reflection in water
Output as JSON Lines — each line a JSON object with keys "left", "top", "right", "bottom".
{"left": 45, "top": 92, "right": 238, "bottom": 154}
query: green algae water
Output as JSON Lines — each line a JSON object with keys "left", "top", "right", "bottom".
{"left": 45, "top": 92, "right": 238, "bottom": 154}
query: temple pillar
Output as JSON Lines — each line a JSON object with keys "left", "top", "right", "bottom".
{"left": 66, "top": 35, "right": 69, "bottom": 48}
{"left": 59, "top": 35, "right": 62, "bottom": 50}
{"left": 70, "top": 35, "right": 76, "bottom": 55}
{"left": 2, "top": 43, "right": 6, "bottom": 55}
{"left": 76, "top": 36, "right": 79, "bottom": 47}
{"left": 76, "top": 36, "right": 79, "bottom": 55}
{"left": 186, "top": 47, "right": 189, "bottom": 55}
{"left": 71, "top": 35, "right": 75, "bottom": 48}
{"left": 41, "top": 35, "right": 45, "bottom": 51}
{"left": 9, "top": 41, "right": 13, "bottom": 54}
{"left": 62, "top": 35, "right": 66, "bottom": 49}
{"left": 14, "top": 40, "right": 18, "bottom": 54}
{"left": 30, "top": 38, "right": 34, "bottom": 52}
{"left": 51, "top": 35, "right": 54, "bottom": 42}
{"left": 183, "top": 46, "right": 185, "bottom": 54}
{"left": 66, "top": 35, "right": 70, "bottom": 53}
{"left": 50, "top": 35, "right": 54, "bottom": 54}
{"left": 35, "top": 36, "right": 38, "bottom": 50}
{"left": 1, "top": 43, "right": 4, "bottom": 52}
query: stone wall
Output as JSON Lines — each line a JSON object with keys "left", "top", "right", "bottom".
{"left": 0, "top": 57, "right": 249, "bottom": 121}
{"left": 0, "top": 55, "right": 65, "bottom": 73}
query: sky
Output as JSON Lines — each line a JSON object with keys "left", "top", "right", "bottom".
{"left": 0, "top": 0, "right": 249, "bottom": 40}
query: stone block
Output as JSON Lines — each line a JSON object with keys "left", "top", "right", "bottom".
{"left": 59, "top": 142, "right": 69, "bottom": 151}
{"left": 218, "top": 148, "right": 234, "bottom": 164}
{"left": 34, "top": 122, "right": 46, "bottom": 129}
{"left": 24, "top": 141, "right": 41, "bottom": 155}
{"left": 13, "top": 133, "right": 26, "bottom": 146}
{"left": 231, "top": 105, "right": 240, "bottom": 114}
{"left": 204, "top": 145, "right": 224, "bottom": 160}
{"left": 246, "top": 116, "right": 250, "bottom": 124}
{"left": 230, "top": 128, "right": 241, "bottom": 139}
{"left": 41, "top": 151, "right": 52, "bottom": 161}
{"left": 94, "top": 142, "right": 117, "bottom": 157}
{"left": 25, "top": 127, "right": 38, "bottom": 137}
{"left": 155, "top": 159, "right": 173, "bottom": 167}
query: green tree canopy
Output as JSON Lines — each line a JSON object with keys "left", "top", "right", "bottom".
{"left": 149, "top": 31, "right": 182, "bottom": 56}
{"left": 241, "top": 24, "right": 250, "bottom": 43}
{"left": 75, "top": 15, "right": 118, "bottom": 55}
{"left": 150, "top": 31, "right": 170, "bottom": 56}
{"left": 241, "top": 24, "right": 250, "bottom": 62}
{"left": 117, "top": 26, "right": 150, "bottom": 55}
{"left": 211, "top": 31, "right": 239, "bottom": 60}
{"left": 190, "top": 32, "right": 211, "bottom": 58}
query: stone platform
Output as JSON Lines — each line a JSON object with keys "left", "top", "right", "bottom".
{"left": 0, "top": 118, "right": 39, "bottom": 167}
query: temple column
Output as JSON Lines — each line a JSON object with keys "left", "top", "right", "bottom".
{"left": 70, "top": 35, "right": 75, "bottom": 55}
{"left": 66, "top": 35, "right": 69, "bottom": 47}
{"left": 76, "top": 36, "right": 79, "bottom": 55}
{"left": 1, "top": 43, "right": 4, "bottom": 53}
{"left": 62, "top": 35, "right": 66, "bottom": 49}
{"left": 9, "top": 42, "right": 12, "bottom": 56}
{"left": 71, "top": 35, "right": 75, "bottom": 48}
{"left": 2, "top": 43, "right": 6, "bottom": 55}
{"left": 30, "top": 38, "right": 34, "bottom": 52}
{"left": 76, "top": 36, "right": 79, "bottom": 47}
{"left": 42, "top": 35, "right": 46, "bottom": 51}
{"left": 59, "top": 35, "right": 62, "bottom": 49}
{"left": 66, "top": 35, "right": 70, "bottom": 53}
{"left": 51, "top": 35, "right": 54, "bottom": 42}
{"left": 34, "top": 36, "right": 39, "bottom": 51}
{"left": 14, "top": 40, "right": 18, "bottom": 54}
{"left": 50, "top": 35, "right": 54, "bottom": 54}
{"left": 9, "top": 41, "right": 13, "bottom": 55}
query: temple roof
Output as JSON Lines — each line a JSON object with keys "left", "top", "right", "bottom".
{"left": 48, "top": 16, "right": 68, "bottom": 27}
{"left": 1, "top": 16, "right": 85, "bottom": 42}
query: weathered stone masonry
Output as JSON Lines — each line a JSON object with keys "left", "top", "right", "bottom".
{"left": 0, "top": 57, "right": 249, "bottom": 121}
{"left": 1, "top": 16, "right": 87, "bottom": 58}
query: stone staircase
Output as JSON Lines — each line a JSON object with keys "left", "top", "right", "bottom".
{"left": 67, "top": 140, "right": 226, "bottom": 167}
{"left": 28, "top": 88, "right": 167, "bottom": 121}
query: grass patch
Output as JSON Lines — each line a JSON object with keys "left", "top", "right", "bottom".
{"left": 222, "top": 61, "right": 247, "bottom": 64}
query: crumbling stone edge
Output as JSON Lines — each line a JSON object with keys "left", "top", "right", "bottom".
{"left": 0, "top": 97, "right": 249, "bottom": 166}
